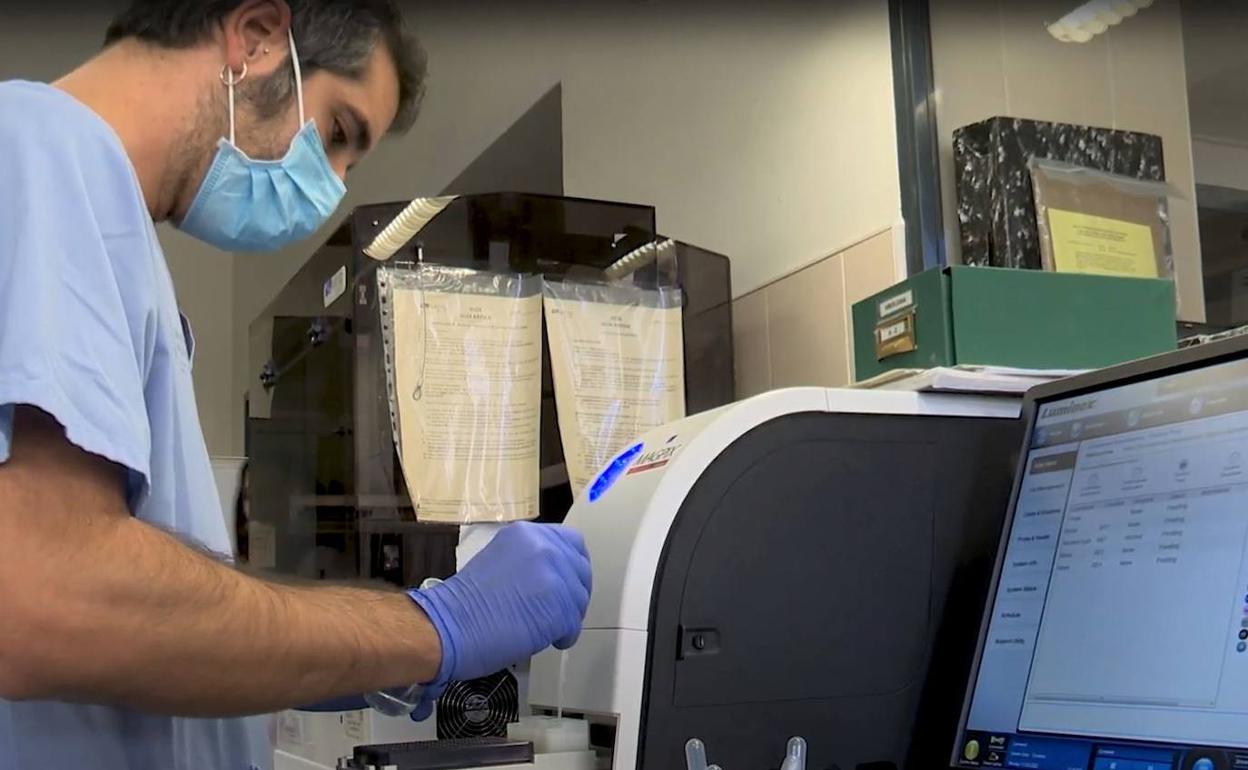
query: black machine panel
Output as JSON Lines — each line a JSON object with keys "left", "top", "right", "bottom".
{"left": 638, "top": 411, "right": 1024, "bottom": 770}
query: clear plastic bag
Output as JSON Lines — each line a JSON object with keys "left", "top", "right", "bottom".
{"left": 542, "top": 280, "right": 686, "bottom": 496}
{"left": 1030, "top": 157, "right": 1176, "bottom": 282}
{"left": 378, "top": 264, "right": 542, "bottom": 524}
{"left": 365, "top": 576, "right": 443, "bottom": 716}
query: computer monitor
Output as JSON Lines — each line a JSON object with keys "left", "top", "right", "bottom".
{"left": 954, "top": 338, "right": 1248, "bottom": 770}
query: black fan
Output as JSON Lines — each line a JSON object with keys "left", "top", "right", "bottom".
{"left": 436, "top": 669, "right": 519, "bottom": 740}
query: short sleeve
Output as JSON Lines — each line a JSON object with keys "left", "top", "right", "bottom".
{"left": 0, "top": 84, "right": 156, "bottom": 508}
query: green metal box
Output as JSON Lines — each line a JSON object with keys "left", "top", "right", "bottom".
{"left": 852, "top": 266, "right": 1177, "bottom": 381}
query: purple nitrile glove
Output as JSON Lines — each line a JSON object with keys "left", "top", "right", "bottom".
{"left": 405, "top": 522, "right": 592, "bottom": 719}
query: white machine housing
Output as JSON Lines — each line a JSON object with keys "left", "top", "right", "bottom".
{"left": 529, "top": 387, "right": 1020, "bottom": 770}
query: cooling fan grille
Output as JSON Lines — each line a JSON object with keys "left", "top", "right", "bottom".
{"left": 436, "top": 669, "right": 519, "bottom": 740}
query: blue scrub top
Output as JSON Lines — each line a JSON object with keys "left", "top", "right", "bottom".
{"left": 0, "top": 81, "right": 271, "bottom": 770}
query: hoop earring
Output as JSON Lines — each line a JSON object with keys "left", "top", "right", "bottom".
{"left": 219, "top": 61, "right": 248, "bottom": 87}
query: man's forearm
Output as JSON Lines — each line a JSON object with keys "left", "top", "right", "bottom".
{"left": 0, "top": 407, "right": 439, "bottom": 715}
{"left": 0, "top": 405, "right": 440, "bottom": 718}
{"left": 7, "top": 511, "right": 438, "bottom": 716}
{"left": 1, "top": 408, "right": 592, "bottom": 720}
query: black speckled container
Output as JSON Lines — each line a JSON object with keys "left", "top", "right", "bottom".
{"left": 953, "top": 116, "right": 1165, "bottom": 269}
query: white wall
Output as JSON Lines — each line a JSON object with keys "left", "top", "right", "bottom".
{"left": 553, "top": 1, "right": 901, "bottom": 295}
{"left": 1, "top": 6, "right": 238, "bottom": 456}
{"left": 232, "top": 0, "right": 902, "bottom": 453}
{"left": 929, "top": 0, "right": 1204, "bottom": 321}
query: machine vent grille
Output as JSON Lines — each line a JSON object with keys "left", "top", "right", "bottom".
{"left": 436, "top": 669, "right": 519, "bottom": 740}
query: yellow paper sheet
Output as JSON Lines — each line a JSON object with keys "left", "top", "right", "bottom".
{"left": 544, "top": 288, "right": 685, "bottom": 496}
{"left": 1047, "top": 208, "right": 1158, "bottom": 278}
{"left": 391, "top": 283, "right": 542, "bottom": 523}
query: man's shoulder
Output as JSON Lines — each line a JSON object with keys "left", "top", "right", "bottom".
{"left": 0, "top": 80, "right": 130, "bottom": 167}
{"left": 0, "top": 80, "right": 151, "bottom": 238}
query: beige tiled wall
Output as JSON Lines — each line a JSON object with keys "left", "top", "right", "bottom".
{"left": 732, "top": 229, "right": 900, "bottom": 397}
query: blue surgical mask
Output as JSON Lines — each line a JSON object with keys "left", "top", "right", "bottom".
{"left": 178, "top": 30, "right": 346, "bottom": 252}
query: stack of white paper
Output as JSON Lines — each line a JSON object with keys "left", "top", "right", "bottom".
{"left": 855, "top": 365, "right": 1084, "bottom": 395}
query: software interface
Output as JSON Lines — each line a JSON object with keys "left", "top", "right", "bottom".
{"left": 956, "top": 358, "right": 1248, "bottom": 770}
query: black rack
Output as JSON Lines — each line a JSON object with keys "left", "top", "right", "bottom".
{"left": 345, "top": 736, "right": 534, "bottom": 770}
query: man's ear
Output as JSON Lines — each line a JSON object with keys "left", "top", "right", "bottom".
{"left": 219, "top": 0, "right": 293, "bottom": 80}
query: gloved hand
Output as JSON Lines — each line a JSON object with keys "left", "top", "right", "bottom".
{"left": 405, "top": 522, "right": 592, "bottom": 720}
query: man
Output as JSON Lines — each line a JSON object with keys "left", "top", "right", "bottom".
{"left": 0, "top": 2, "right": 592, "bottom": 769}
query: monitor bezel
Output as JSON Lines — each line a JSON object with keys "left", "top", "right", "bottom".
{"left": 950, "top": 333, "right": 1248, "bottom": 768}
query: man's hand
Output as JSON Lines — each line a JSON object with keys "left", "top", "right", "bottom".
{"left": 404, "top": 522, "right": 592, "bottom": 717}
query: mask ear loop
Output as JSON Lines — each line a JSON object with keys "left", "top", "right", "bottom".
{"left": 219, "top": 62, "right": 248, "bottom": 146}
{"left": 288, "top": 29, "right": 305, "bottom": 126}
